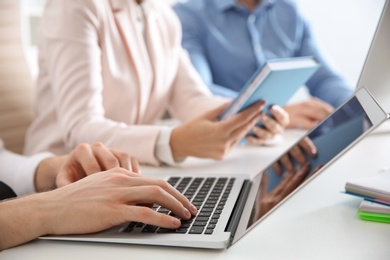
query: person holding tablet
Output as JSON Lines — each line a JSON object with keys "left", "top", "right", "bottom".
{"left": 174, "top": 0, "right": 354, "bottom": 130}
{"left": 24, "top": 0, "right": 290, "bottom": 166}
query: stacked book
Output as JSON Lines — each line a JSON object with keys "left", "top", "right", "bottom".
{"left": 344, "top": 170, "right": 390, "bottom": 223}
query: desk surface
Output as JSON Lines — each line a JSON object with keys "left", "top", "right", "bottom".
{"left": 3, "top": 126, "right": 390, "bottom": 259}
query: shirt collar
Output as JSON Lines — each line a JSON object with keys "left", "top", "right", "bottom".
{"left": 255, "top": 0, "right": 275, "bottom": 12}
{"left": 110, "top": 0, "right": 150, "bottom": 12}
{"left": 213, "top": 0, "right": 237, "bottom": 12}
{"left": 213, "top": 0, "right": 275, "bottom": 13}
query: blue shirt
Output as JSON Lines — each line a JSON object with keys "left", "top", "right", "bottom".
{"left": 174, "top": 0, "right": 354, "bottom": 108}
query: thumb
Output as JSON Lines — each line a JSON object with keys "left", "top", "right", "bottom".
{"left": 201, "top": 101, "right": 232, "bottom": 120}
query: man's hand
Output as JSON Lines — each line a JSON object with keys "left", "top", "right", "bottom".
{"left": 284, "top": 98, "right": 333, "bottom": 129}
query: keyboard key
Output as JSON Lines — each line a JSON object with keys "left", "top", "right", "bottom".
{"left": 209, "top": 219, "right": 218, "bottom": 224}
{"left": 142, "top": 225, "right": 158, "bottom": 233}
{"left": 167, "top": 177, "right": 180, "bottom": 186}
{"left": 180, "top": 223, "right": 191, "bottom": 228}
{"left": 189, "top": 226, "right": 204, "bottom": 234}
{"left": 193, "top": 197, "right": 206, "bottom": 202}
{"left": 123, "top": 222, "right": 137, "bottom": 232}
{"left": 175, "top": 228, "right": 188, "bottom": 234}
{"left": 157, "top": 208, "right": 170, "bottom": 213}
{"left": 193, "top": 221, "right": 208, "bottom": 226}
{"left": 204, "top": 229, "right": 214, "bottom": 235}
{"left": 192, "top": 201, "right": 203, "bottom": 206}
{"left": 198, "top": 212, "right": 211, "bottom": 217}
{"left": 195, "top": 217, "right": 209, "bottom": 222}
{"left": 136, "top": 222, "right": 145, "bottom": 228}
{"left": 157, "top": 228, "right": 175, "bottom": 233}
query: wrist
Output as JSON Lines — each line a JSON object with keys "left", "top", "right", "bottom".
{"left": 33, "top": 191, "right": 62, "bottom": 235}
{"left": 35, "top": 156, "right": 67, "bottom": 192}
{"left": 27, "top": 192, "right": 59, "bottom": 235}
{"left": 0, "top": 192, "right": 58, "bottom": 249}
{"left": 170, "top": 126, "right": 188, "bottom": 160}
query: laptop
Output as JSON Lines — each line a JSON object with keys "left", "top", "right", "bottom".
{"left": 357, "top": 0, "right": 390, "bottom": 112}
{"left": 41, "top": 87, "right": 389, "bottom": 249}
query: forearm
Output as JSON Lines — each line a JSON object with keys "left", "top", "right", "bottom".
{"left": 0, "top": 193, "right": 54, "bottom": 250}
{"left": 307, "top": 74, "right": 353, "bottom": 108}
{"left": 168, "top": 51, "right": 224, "bottom": 119}
{"left": 298, "top": 21, "right": 353, "bottom": 108}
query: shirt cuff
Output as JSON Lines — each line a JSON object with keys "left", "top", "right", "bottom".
{"left": 155, "top": 126, "right": 186, "bottom": 166}
{"left": 1, "top": 151, "right": 54, "bottom": 196}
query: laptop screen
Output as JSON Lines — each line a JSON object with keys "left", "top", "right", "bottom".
{"left": 246, "top": 95, "right": 373, "bottom": 228}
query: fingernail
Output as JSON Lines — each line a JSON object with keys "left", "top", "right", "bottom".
{"left": 172, "top": 218, "right": 181, "bottom": 227}
{"left": 270, "top": 105, "right": 281, "bottom": 111}
{"left": 190, "top": 204, "right": 197, "bottom": 213}
{"left": 184, "top": 208, "right": 191, "bottom": 218}
{"left": 311, "top": 147, "right": 317, "bottom": 155}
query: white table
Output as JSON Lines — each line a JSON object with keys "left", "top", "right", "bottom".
{"left": 3, "top": 126, "right": 390, "bottom": 259}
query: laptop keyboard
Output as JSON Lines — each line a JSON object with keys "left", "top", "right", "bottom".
{"left": 123, "top": 177, "right": 235, "bottom": 235}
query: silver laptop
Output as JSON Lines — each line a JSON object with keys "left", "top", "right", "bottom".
{"left": 41, "top": 87, "right": 389, "bottom": 249}
{"left": 357, "top": 0, "right": 390, "bottom": 112}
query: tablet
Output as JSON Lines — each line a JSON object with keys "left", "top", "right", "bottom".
{"left": 219, "top": 57, "right": 320, "bottom": 121}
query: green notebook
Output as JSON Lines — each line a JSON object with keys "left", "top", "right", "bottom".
{"left": 358, "top": 210, "right": 390, "bottom": 224}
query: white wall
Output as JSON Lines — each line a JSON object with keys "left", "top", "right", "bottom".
{"left": 295, "top": 0, "right": 385, "bottom": 86}
{"left": 20, "top": 0, "right": 386, "bottom": 86}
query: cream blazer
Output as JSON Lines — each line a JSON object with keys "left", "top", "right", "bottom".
{"left": 25, "top": 0, "right": 223, "bottom": 165}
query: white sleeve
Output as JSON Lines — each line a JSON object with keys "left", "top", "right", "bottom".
{"left": 155, "top": 127, "right": 186, "bottom": 166}
{"left": 0, "top": 141, "right": 53, "bottom": 196}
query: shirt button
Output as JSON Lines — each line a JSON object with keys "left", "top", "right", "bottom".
{"left": 248, "top": 14, "right": 256, "bottom": 23}
{"left": 255, "top": 44, "right": 262, "bottom": 51}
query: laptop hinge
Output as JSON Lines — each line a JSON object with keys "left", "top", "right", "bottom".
{"left": 225, "top": 179, "right": 252, "bottom": 246}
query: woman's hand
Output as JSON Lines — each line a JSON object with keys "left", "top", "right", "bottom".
{"left": 35, "top": 142, "right": 140, "bottom": 191}
{"left": 170, "top": 101, "right": 265, "bottom": 161}
{"left": 246, "top": 105, "right": 290, "bottom": 145}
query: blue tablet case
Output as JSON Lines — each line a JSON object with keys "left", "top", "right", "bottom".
{"left": 219, "top": 57, "right": 320, "bottom": 121}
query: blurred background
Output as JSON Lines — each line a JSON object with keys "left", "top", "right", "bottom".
{"left": 0, "top": 0, "right": 386, "bottom": 153}
{"left": 19, "top": 0, "right": 385, "bottom": 84}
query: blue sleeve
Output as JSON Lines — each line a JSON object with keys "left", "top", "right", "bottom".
{"left": 296, "top": 17, "right": 354, "bottom": 108}
{"left": 173, "top": 4, "right": 238, "bottom": 98}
